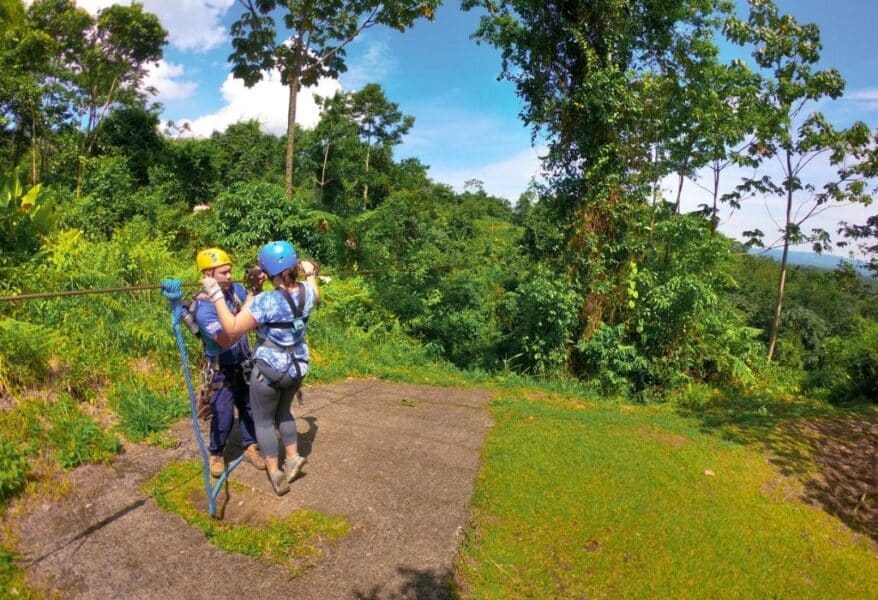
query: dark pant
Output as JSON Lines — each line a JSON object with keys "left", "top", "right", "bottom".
{"left": 208, "top": 366, "right": 257, "bottom": 454}
{"left": 249, "top": 361, "right": 301, "bottom": 459}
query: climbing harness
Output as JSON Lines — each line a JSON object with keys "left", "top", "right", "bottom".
{"left": 195, "top": 356, "right": 218, "bottom": 420}
{"left": 181, "top": 287, "right": 251, "bottom": 420}
{"left": 160, "top": 278, "right": 243, "bottom": 518}
{"left": 254, "top": 283, "right": 309, "bottom": 386}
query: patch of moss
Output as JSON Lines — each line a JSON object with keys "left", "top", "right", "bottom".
{"left": 143, "top": 461, "right": 350, "bottom": 575}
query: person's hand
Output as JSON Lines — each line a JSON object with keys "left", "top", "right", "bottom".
{"left": 202, "top": 276, "right": 223, "bottom": 302}
{"left": 299, "top": 260, "right": 318, "bottom": 278}
{"left": 244, "top": 267, "right": 265, "bottom": 293}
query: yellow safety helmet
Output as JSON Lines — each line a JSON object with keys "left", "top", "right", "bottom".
{"left": 196, "top": 247, "right": 231, "bottom": 271}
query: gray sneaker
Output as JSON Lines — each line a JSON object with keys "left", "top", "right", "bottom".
{"left": 269, "top": 470, "right": 289, "bottom": 496}
{"left": 284, "top": 455, "right": 307, "bottom": 483}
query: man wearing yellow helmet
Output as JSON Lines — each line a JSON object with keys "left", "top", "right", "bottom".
{"left": 193, "top": 247, "right": 265, "bottom": 477}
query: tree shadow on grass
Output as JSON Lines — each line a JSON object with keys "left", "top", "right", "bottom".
{"left": 353, "top": 566, "right": 456, "bottom": 600}
{"left": 679, "top": 393, "right": 877, "bottom": 543}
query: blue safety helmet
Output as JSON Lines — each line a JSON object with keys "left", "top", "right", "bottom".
{"left": 258, "top": 240, "right": 297, "bottom": 277}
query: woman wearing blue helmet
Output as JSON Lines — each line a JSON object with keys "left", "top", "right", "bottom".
{"left": 202, "top": 240, "right": 320, "bottom": 496}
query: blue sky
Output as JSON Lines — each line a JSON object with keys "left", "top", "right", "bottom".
{"left": 74, "top": 1, "right": 877, "bottom": 257}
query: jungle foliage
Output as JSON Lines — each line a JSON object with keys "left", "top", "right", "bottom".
{"left": 0, "top": 0, "right": 875, "bottom": 528}
{"left": 0, "top": 5, "right": 876, "bottom": 598}
{"left": 1, "top": 0, "right": 876, "bottom": 398}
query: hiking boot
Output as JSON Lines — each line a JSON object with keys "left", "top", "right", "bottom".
{"left": 269, "top": 470, "right": 289, "bottom": 496}
{"left": 243, "top": 444, "right": 266, "bottom": 470}
{"left": 283, "top": 454, "right": 307, "bottom": 483}
{"left": 209, "top": 453, "right": 225, "bottom": 478}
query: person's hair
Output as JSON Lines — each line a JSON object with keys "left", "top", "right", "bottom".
{"left": 273, "top": 264, "right": 299, "bottom": 288}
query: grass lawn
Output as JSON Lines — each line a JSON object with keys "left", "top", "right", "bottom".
{"left": 458, "top": 393, "right": 878, "bottom": 599}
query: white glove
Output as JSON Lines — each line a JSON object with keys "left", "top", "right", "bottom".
{"left": 202, "top": 277, "right": 223, "bottom": 302}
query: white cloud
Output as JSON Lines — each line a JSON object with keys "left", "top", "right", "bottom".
{"left": 75, "top": 0, "right": 235, "bottom": 52}
{"left": 144, "top": 60, "right": 197, "bottom": 102}
{"left": 340, "top": 38, "right": 396, "bottom": 90}
{"left": 845, "top": 88, "right": 878, "bottom": 111}
{"left": 429, "top": 146, "right": 547, "bottom": 202}
{"left": 178, "top": 70, "right": 342, "bottom": 138}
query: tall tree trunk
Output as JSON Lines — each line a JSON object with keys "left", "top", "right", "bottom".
{"left": 710, "top": 160, "right": 720, "bottom": 232}
{"left": 649, "top": 145, "right": 659, "bottom": 243}
{"left": 674, "top": 170, "right": 685, "bottom": 214}
{"left": 362, "top": 144, "right": 371, "bottom": 207}
{"left": 75, "top": 156, "right": 84, "bottom": 199}
{"left": 319, "top": 142, "right": 331, "bottom": 205}
{"left": 30, "top": 110, "right": 38, "bottom": 186}
{"left": 767, "top": 150, "right": 795, "bottom": 362}
{"left": 76, "top": 100, "right": 98, "bottom": 199}
{"left": 285, "top": 69, "right": 301, "bottom": 199}
{"left": 711, "top": 162, "right": 720, "bottom": 226}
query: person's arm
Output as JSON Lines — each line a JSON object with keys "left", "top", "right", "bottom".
{"left": 214, "top": 330, "right": 239, "bottom": 349}
{"left": 196, "top": 305, "right": 237, "bottom": 350}
{"left": 202, "top": 277, "right": 258, "bottom": 340}
{"left": 299, "top": 259, "right": 320, "bottom": 303}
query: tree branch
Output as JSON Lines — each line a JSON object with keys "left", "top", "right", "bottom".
{"left": 312, "top": 7, "right": 381, "bottom": 71}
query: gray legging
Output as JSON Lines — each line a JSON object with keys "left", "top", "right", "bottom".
{"left": 248, "top": 363, "right": 301, "bottom": 459}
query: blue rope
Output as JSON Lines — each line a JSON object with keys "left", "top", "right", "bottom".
{"left": 161, "top": 278, "right": 243, "bottom": 518}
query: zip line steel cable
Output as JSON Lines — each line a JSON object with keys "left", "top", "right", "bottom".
{"left": 0, "top": 260, "right": 475, "bottom": 303}
{"left": 0, "top": 282, "right": 201, "bottom": 303}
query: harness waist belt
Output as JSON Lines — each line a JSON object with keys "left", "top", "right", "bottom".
{"left": 259, "top": 338, "right": 309, "bottom": 362}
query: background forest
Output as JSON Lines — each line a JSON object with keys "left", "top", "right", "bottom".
{"left": 0, "top": 0, "right": 877, "bottom": 578}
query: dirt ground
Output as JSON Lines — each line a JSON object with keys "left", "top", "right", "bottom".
{"left": 13, "top": 379, "right": 492, "bottom": 600}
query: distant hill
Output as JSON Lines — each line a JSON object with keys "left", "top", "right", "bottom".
{"left": 749, "top": 248, "right": 871, "bottom": 275}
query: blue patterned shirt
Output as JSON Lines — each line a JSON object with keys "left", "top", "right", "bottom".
{"left": 249, "top": 282, "right": 317, "bottom": 377}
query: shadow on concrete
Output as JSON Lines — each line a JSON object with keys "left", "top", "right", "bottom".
{"left": 353, "top": 566, "right": 456, "bottom": 600}
{"left": 23, "top": 498, "right": 148, "bottom": 567}
{"left": 222, "top": 411, "right": 318, "bottom": 462}
{"left": 297, "top": 416, "right": 318, "bottom": 458}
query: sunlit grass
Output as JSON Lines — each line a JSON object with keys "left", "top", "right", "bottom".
{"left": 109, "top": 379, "right": 188, "bottom": 444}
{"left": 0, "top": 395, "right": 119, "bottom": 470}
{"left": 0, "top": 546, "right": 41, "bottom": 599}
{"left": 458, "top": 394, "right": 878, "bottom": 599}
{"left": 143, "top": 461, "right": 350, "bottom": 576}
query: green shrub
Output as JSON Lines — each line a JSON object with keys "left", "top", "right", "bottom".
{"left": 354, "top": 189, "right": 524, "bottom": 370}
{"left": 110, "top": 377, "right": 189, "bottom": 442}
{"left": 308, "top": 277, "right": 443, "bottom": 380}
{"left": 211, "top": 182, "right": 339, "bottom": 263}
{"left": 415, "top": 274, "right": 504, "bottom": 369}
{"left": 14, "top": 224, "right": 186, "bottom": 372}
{"left": 0, "top": 166, "right": 57, "bottom": 260}
{"left": 56, "top": 155, "right": 135, "bottom": 239}
{"left": 47, "top": 398, "right": 120, "bottom": 469}
{"left": 807, "top": 318, "right": 878, "bottom": 403}
{"left": 575, "top": 322, "right": 652, "bottom": 393}
{"left": 0, "top": 318, "right": 62, "bottom": 389}
{"left": 571, "top": 216, "right": 765, "bottom": 392}
{"left": 499, "top": 265, "right": 579, "bottom": 375}
{"left": 0, "top": 437, "right": 28, "bottom": 500}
